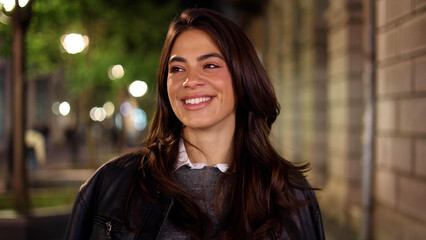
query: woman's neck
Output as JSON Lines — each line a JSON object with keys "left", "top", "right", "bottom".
{"left": 182, "top": 125, "right": 235, "bottom": 166}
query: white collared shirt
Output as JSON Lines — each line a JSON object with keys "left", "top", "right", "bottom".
{"left": 175, "top": 139, "right": 229, "bottom": 173}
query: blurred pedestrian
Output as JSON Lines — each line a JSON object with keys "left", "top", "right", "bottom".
{"left": 25, "top": 129, "right": 46, "bottom": 169}
{"left": 65, "top": 8, "right": 324, "bottom": 239}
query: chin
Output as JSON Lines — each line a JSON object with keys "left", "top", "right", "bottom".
{"left": 183, "top": 122, "right": 212, "bottom": 130}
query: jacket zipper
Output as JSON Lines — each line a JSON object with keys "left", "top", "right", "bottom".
{"left": 93, "top": 215, "right": 122, "bottom": 239}
{"left": 106, "top": 221, "right": 112, "bottom": 240}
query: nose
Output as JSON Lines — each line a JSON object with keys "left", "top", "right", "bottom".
{"left": 182, "top": 71, "right": 205, "bottom": 88}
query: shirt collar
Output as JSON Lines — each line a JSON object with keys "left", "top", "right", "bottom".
{"left": 175, "top": 139, "right": 229, "bottom": 173}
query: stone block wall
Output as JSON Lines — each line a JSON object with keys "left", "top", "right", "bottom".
{"left": 248, "top": 0, "right": 329, "bottom": 186}
{"left": 374, "top": 0, "right": 426, "bottom": 239}
{"left": 321, "top": 0, "right": 365, "bottom": 228}
{"left": 241, "top": 0, "right": 426, "bottom": 238}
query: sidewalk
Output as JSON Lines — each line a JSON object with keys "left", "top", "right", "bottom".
{"left": 0, "top": 141, "right": 120, "bottom": 240}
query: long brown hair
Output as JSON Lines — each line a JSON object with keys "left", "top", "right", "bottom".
{"left": 128, "top": 8, "right": 311, "bottom": 239}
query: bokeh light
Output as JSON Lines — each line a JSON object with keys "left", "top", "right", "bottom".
{"left": 133, "top": 108, "right": 147, "bottom": 131}
{"left": 103, "top": 101, "right": 115, "bottom": 117}
{"left": 2, "top": 0, "right": 15, "bottom": 12}
{"left": 128, "top": 80, "right": 148, "bottom": 97}
{"left": 120, "top": 102, "right": 132, "bottom": 116}
{"left": 90, "top": 107, "right": 107, "bottom": 122}
{"left": 18, "top": 0, "right": 29, "bottom": 7}
{"left": 52, "top": 102, "right": 60, "bottom": 115}
{"left": 115, "top": 114, "right": 122, "bottom": 130}
{"left": 61, "top": 33, "right": 89, "bottom": 54}
{"left": 108, "top": 65, "right": 124, "bottom": 80}
{"left": 59, "top": 102, "right": 71, "bottom": 116}
{"left": 95, "top": 108, "right": 106, "bottom": 122}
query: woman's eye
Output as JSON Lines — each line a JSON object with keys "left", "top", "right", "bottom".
{"left": 169, "top": 67, "right": 183, "bottom": 73}
{"left": 204, "top": 64, "right": 218, "bottom": 69}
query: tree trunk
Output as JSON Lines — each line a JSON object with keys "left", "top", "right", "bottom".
{"left": 11, "top": 1, "right": 32, "bottom": 215}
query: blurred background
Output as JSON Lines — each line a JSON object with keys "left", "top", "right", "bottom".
{"left": 0, "top": 0, "right": 425, "bottom": 239}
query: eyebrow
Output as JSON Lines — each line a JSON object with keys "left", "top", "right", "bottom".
{"left": 168, "top": 53, "right": 224, "bottom": 64}
{"left": 197, "top": 53, "right": 224, "bottom": 62}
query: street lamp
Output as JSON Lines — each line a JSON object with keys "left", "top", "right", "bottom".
{"left": 59, "top": 101, "right": 71, "bottom": 116}
{"left": 108, "top": 64, "right": 124, "bottom": 80}
{"left": 4, "top": 0, "right": 33, "bottom": 214}
{"left": 128, "top": 80, "right": 148, "bottom": 97}
{"left": 0, "top": 0, "right": 29, "bottom": 11}
{"left": 60, "top": 33, "right": 89, "bottom": 54}
{"left": 1, "top": 0, "right": 14, "bottom": 12}
{"left": 18, "top": 0, "right": 29, "bottom": 7}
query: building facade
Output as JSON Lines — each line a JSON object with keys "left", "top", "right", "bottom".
{"left": 242, "top": 0, "right": 426, "bottom": 239}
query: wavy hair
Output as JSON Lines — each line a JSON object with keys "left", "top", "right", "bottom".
{"left": 127, "top": 8, "right": 311, "bottom": 239}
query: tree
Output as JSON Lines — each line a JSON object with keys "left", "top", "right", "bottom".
{"left": 30, "top": 0, "right": 178, "bottom": 104}
{"left": 0, "top": 0, "right": 179, "bottom": 211}
{"left": 3, "top": 0, "right": 180, "bottom": 115}
{"left": 0, "top": 0, "right": 33, "bottom": 214}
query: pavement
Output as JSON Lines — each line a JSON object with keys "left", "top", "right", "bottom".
{"left": 0, "top": 141, "right": 117, "bottom": 239}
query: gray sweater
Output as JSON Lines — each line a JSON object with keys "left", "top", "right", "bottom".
{"left": 158, "top": 166, "right": 227, "bottom": 239}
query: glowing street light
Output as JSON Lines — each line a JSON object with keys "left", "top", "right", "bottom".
{"left": 90, "top": 107, "right": 107, "bottom": 122}
{"left": 18, "top": 0, "right": 29, "bottom": 7}
{"left": 1, "top": 0, "right": 15, "bottom": 12}
{"left": 52, "top": 102, "right": 60, "bottom": 115}
{"left": 128, "top": 80, "right": 148, "bottom": 97}
{"left": 59, "top": 101, "right": 71, "bottom": 116}
{"left": 120, "top": 102, "right": 132, "bottom": 116}
{"left": 108, "top": 65, "right": 124, "bottom": 80}
{"left": 61, "top": 33, "right": 89, "bottom": 54}
{"left": 103, "top": 101, "right": 115, "bottom": 117}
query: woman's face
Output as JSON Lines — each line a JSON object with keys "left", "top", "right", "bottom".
{"left": 167, "top": 29, "right": 236, "bottom": 132}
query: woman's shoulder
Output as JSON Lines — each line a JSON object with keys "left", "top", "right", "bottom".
{"left": 80, "top": 151, "right": 144, "bottom": 190}
{"left": 103, "top": 151, "right": 144, "bottom": 172}
{"left": 287, "top": 174, "right": 319, "bottom": 202}
{"left": 291, "top": 178, "right": 325, "bottom": 239}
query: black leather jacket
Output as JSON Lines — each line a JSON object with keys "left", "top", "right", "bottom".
{"left": 64, "top": 154, "right": 325, "bottom": 240}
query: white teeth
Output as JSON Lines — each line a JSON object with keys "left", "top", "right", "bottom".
{"left": 185, "top": 97, "right": 211, "bottom": 105}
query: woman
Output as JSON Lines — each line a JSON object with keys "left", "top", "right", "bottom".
{"left": 65, "top": 8, "right": 325, "bottom": 240}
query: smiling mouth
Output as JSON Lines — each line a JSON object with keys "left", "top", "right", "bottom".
{"left": 184, "top": 97, "right": 212, "bottom": 105}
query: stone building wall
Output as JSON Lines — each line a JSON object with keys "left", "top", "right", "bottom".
{"left": 245, "top": 0, "right": 329, "bottom": 185}
{"left": 243, "top": 0, "right": 426, "bottom": 238}
{"left": 322, "top": 0, "right": 364, "bottom": 228}
{"left": 374, "top": 0, "right": 426, "bottom": 239}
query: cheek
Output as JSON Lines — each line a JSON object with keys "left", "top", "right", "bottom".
{"left": 219, "top": 75, "right": 235, "bottom": 101}
{"left": 166, "top": 80, "right": 175, "bottom": 100}
{"left": 166, "top": 81, "right": 181, "bottom": 114}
